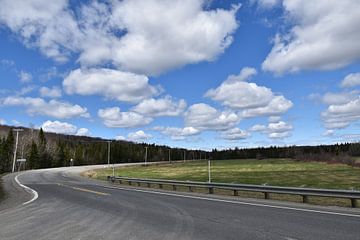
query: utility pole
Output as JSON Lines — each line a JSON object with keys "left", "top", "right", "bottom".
{"left": 208, "top": 159, "right": 211, "bottom": 183}
{"left": 107, "top": 141, "right": 111, "bottom": 167}
{"left": 168, "top": 149, "right": 171, "bottom": 163}
{"left": 145, "top": 146, "right": 148, "bottom": 165}
{"left": 183, "top": 150, "right": 186, "bottom": 163}
{"left": 12, "top": 129, "right": 23, "bottom": 173}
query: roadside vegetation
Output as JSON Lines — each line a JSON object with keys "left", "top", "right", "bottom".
{"left": 93, "top": 159, "right": 360, "bottom": 190}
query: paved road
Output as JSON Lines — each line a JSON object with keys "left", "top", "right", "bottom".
{"left": 1, "top": 165, "right": 360, "bottom": 240}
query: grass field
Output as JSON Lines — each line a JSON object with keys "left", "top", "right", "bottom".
{"left": 92, "top": 159, "right": 360, "bottom": 190}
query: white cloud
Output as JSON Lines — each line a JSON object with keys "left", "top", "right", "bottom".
{"left": 251, "top": 0, "right": 281, "bottom": 9}
{"left": 0, "top": 0, "right": 239, "bottom": 75}
{"left": 1, "top": 96, "right": 89, "bottom": 119}
{"left": 0, "top": 118, "right": 6, "bottom": 125}
{"left": 240, "top": 96, "right": 293, "bottom": 118}
{"left": 39, "top": 86, "right": 62, "bottom": 98}
{"left": 323, "top": 129, "right": 335, "bottom": 137}
{"left": 115, "top": 135, "right": 126, "bottom": 141}
{"left": 321, "top": 91, "right": 358, "bottom": 105}
{"left": 132, "top": 96, "right": 186, "bottom": 117}
{"left": 262, "top": 0, "right": 360, "bottom": 74}
{"left": 321, "top": 96, "right": 360, "bottom": 129}
{"left": 341, "top": 73, "right": 360, "bottom": 88}
{"left": 268, "top": 116, "right": 281, "bottom": 123}
{"left": 154, "top": 126, "right": 200, "bottom": 140}
{"left": 206, "top": 67, "right": 292, "bottom": 117}
{"left": 250, "top": 120, "right": 293, "bottom": 139}
{"left": 184, "top": 103, "right": 240, "bottom": 130}
{"left": 63, "top": 68, "right": 160, "bottom": 103}
{"left": 19, "top": 71, "right": 32, "bottom": 83}
{"left": 127, "top": 130, "right": 152, "bottom": 142}
{"left": 221, "top": 127, "right": 250, "bottom": 141}
{"left": 41, "top": 120, "right": 90, "bottom": 136}
{"left": 76, "top": 128, "right": 90, "bottom": 137}
{"left": 98, "top": 107, "right": 152, "bottom": 128}
{"left": 42, "top": 120, "right": 77, "bottom": 135}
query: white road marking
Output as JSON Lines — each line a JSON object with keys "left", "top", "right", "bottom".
{"left": 100, "top": 184, "right": 360, "bottom": 218}
{"left": 14, "top": 173, "right": 39, "bottom": 205}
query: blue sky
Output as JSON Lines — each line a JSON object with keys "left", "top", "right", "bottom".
{"left": 0, "top": 0, "right": 359, "bottom": 150}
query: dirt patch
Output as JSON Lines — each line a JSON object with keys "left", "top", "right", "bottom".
{"left": 81, "top": 170, "right": 97, "bottom": 178}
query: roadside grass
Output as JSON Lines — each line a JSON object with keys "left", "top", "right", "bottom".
{"left": 90, "top": 159, "right": 360, "bottom": 207}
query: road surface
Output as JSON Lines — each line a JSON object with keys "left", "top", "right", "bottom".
{"left": 0, "top": 165, "right": 359, "bottom": 240}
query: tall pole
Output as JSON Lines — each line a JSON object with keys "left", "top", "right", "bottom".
{"left": 183, "top": 150, "right": 186, "bottom": 163}
{"left": 208, "top": 159, "right": 211, "bottom": 183}
{"left": 145, "top": 147, "right": 148, "bottom": 165}
{"left": 12, "top": 129, "right": 23, "bottom": 173}
{"left": 107, "top": 141, "right": 111, "bottom": 167}
{"left": 168, "top": 149, "right": 171, "bottom": 163}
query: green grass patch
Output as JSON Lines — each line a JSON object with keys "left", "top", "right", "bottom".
{"left": 94, "top": 159, "right": 360, "bottom": 190}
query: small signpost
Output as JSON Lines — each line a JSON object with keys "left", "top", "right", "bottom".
{"left": 16, "top": 158, "right": 26, "bottom": 171}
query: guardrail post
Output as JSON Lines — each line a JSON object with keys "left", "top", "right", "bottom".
{"left": 128, "top": 181, "right": 132, "bottom": 186}
{"left": 137, "top": 182, "right": 141, "bottom": 187}
{"left": 188, "top": 186, "right": 193, "bottom": 192}
{"left": 302, "top": 195, "right": 309, "bottom": 203}
{"left": 233, "top": 190, "right": 238, "bottom": 196}
{"left": 147, "top": 183, "right": 151, "bottom": 188}
{"left": 208, "top": 187, "right": 214, "bottom": 194}
{"left": 172, "top": 185, "right": 177, "bottom": 191}
{"left": 351, "top": 198, "right": 357, "bottom": 208}
{"left": 264, "top": 192, "right": 270, "bottom": 199}
{"left": 159, "top": 184, "right": 163, "bottom": 189}
{"left": 119, "top": 180, "right": 122, "bottom": 184}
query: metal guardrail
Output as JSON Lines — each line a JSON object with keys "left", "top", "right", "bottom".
{"left": 107, "top": 176, "right": 360, "bottom": 208}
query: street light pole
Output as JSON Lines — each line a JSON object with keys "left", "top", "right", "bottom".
{"left": 208, "top": 159, "right": 211, "bottom": 183}
{"left": 183, "top": 150, "right": 186, "bottom": 163}
{"left": 145, "top": 146, "right": 148, "bottom": 165}
{"left": 107, "top": 141, "right": 111, "bottom": 167}
{"left": 168, "top": 149, "right": 171, "bottom": 163}
{"left": 12, "top": 129, "right": 23, "bottom": 173}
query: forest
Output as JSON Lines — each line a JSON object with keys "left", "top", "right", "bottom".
{"left": 0, "top": 125, "right": 359, "bottom": 174}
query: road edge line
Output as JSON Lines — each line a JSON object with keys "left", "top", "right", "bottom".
{"left": 14, "top": 172, "right": 38, "bottom": 205}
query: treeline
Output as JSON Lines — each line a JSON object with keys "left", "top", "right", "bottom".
{"left": 211, "top": 143, "right": 360, "bottom": 166}
{"left": 0, "top": 127, "right": 206, "bottom": 173}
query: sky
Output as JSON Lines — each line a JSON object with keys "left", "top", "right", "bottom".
{"left": 0, "top": 0, "right": 359, "bottom": 150}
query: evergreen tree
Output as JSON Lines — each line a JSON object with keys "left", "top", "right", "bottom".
{"left": 27, "top": 141, "right": 39, "bottom": 169}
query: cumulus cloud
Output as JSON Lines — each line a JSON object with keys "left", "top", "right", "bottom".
{"left": 206, "top": 67, "right": 292, "bottom": 117}
{"left": 154, "top": 126, "right": 200, "bottom": 140}
{"left": 321, "top": 96, "right": 360, "bottom": 129}
{"left": 250, "top": 120, "right": 293, "bottom": 139}
{"left": 63, "top": 68, "right": 160, "bottom": 103}
{"left": 42, "top": 120, "right": 77, "bottom": 135}
{"left": 132, "top": 96, "right": 186, "bottom": 117}
{"left": 98, "top": 107, "right": 152, "bottom": 128}
{"left": 321, "top": 91, "right": 358, "bottom": 105}
{"left": 76, "top": 128, "right": 90, "bottom": 136}
{"left": 261, "top": 0, "right": 360, "bottom": 74}
{"left": 341, "top": 73, "right": 360, "bottom": 88}
{"left": 0, "top": 0, "right": 239, "bottom": 75}
{"left": 19, "top": 71, "right": 32, "bottom": 83}
{"left": 127, "top": 130, "right": 152, "bottom": 142}
{"left": 220, "top": 127, "right": 250, "bottom": 141}
{"left": 184, "top": 103, "right": 240, "bottom": 130}
{"left": 39, "top": 86, "right": 62, "bottom": 98}
{"left": 0, "top": 118, "right": 6, "bottom": 125}
{"left": 1, "top": 96, "right": 89, "bottom": 119}
{"left": 42, "top": 120, "right": 90, "bottom": 136}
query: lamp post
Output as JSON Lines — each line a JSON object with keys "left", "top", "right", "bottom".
{"left": 12, "top": 128, "right": 23, "bottom": 172}
{"left": 107, "top": 141, "right": 111, "bottom": 168}
{"left": 145, "top": 146, "right": 148, "bottom": 165}
{"left": 208, "top": 159, "right": 211, "bottom": 183}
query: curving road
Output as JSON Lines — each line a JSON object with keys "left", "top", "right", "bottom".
{"left": 1, "top": 165, "right": 360, "bottom": 240}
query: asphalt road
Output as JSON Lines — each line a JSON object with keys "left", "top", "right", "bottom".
{"left": 1, "top": 165, "right": 360, "bottom": 240}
